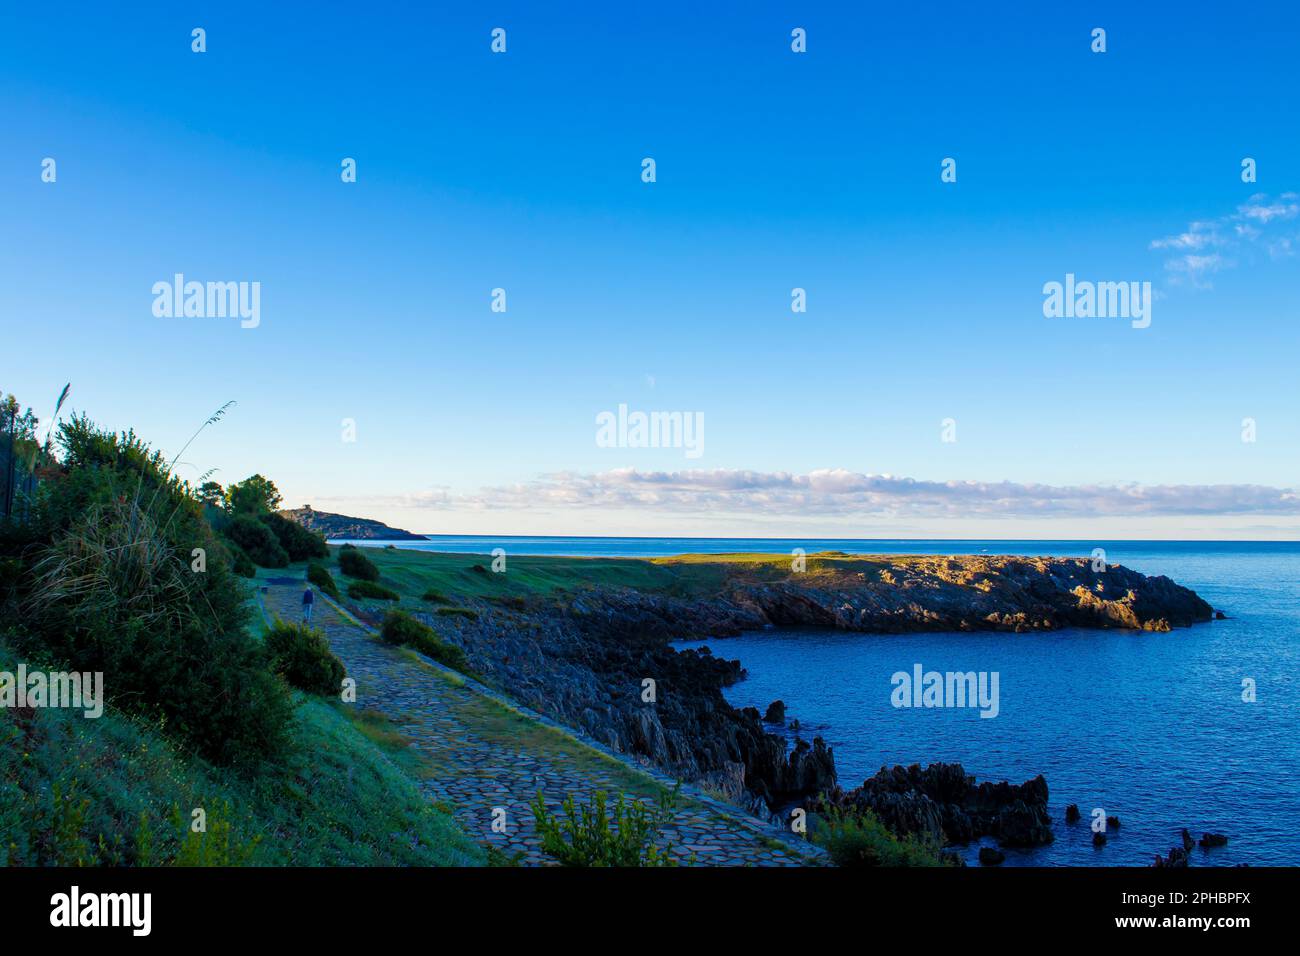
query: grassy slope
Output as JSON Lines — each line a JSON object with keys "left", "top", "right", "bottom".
{"left": 322, "top": 545, "right": 910, "bottom": 605}
{"left": 329, "top": 547, "right": 684, "bottom": 598}
{"left": 267, "top": 561, "right": 686, "bottom": 803}
{"left": 0, "top": 635, "right": 485, "bottom": 867}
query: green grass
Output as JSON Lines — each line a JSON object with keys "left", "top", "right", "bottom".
{"left": 321, "top": 545, "right": 929, "bottom": 604}
{"left": 435, "top": 606, "right": 478, "bottom": 621}
{"left": 347, "top": 579, "right": 400, "bottom": 601}
{"left": 348, "top": 707, "right": 413, "bottom": 750}
{"left": 652, "top": 550, "right": 920, "bottom": 580}
{"left": 0, "top": 636, "right": 484, "bottom": 867}
{"left": 328, "top": 546, "right": 683, "bottom": 599}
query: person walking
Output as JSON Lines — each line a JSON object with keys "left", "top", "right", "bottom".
{"left": 302, "top": 584, "right": 315, "bottom": 623}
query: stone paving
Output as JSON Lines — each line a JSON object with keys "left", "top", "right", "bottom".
{"left": 259, "top": 583, "right": 821, "bottom": 867}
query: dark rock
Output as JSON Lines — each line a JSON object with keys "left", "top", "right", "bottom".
{"left": 762, "top": 700, "right": 786, "bottom": 723}
{"left": 978, "top": 847, "right": 1005, "bottom": 866}
{"left": 1215, "top": 610, "right": 1227, "bottom": 620}
{"left": 1106, "top": 815, "right": 1121, "bottom": 829}
{"left": 999, "top": 800, "right": 1054, "bottom": 847}
{"left": 1199, "top": 832, "right": 1228, "bottom": 848}
{"left": 943, "top": 806, "right": 975, "bottom": 844}
{"left": 1093, "top": 832, "right": 1107, "bottom": 847}
{"left": 816, "top": 762, "right": 1052, "bottom": 849}
{"left": 1065, "top": 803, "right": 1081, "bottom": 823}
{"left": 698, "top": 761, "right": 748, "bottom": 804}
{"left": 627, "top": 707, "right": 668, "bottom": 764}
{"left": 1154, "top": 846, "right": 1190, "bottom": 867}
{"left": 1181, "top": 828, "right": 1195, "bottom": 852}
{"left": 857, "top": 789, "right": 946, "bottom": 843}
{"left": 785, "top": 736, "right": 836, "bottom": 797}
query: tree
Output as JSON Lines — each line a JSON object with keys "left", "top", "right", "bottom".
{"left": 1, "top": 393, "right": 40, "bottom": 520}
{"left": 1, "top": 393, "right": 39, "bottom": 442}
{"left": 225, "top": 474, "right": 282, "bottom": 515}
{"left": 198, "top": 480, "right": 225, "bottom": 507}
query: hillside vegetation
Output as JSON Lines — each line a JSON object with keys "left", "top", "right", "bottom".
{"left": 0, "top": 634, "right": 482, "bottom": 866}
{"left": 0, "top": 391, "right": 482, "bottom": 866}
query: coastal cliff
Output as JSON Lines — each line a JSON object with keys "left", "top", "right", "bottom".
{"left": 348, "top": 550, "right": 1216, "bottom": 817}
{"left": 280, "top": 505, "right": 426, "bottom": 541}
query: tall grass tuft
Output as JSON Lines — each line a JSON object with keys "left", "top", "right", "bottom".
{"left": 812, "top": 805, "right": 952, "bottom": 867}
{"left": 530, "top": 785, "right": 683, "bottom": 867}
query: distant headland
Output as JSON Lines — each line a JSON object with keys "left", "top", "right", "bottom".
{"left": 280, "top": 505, "right": 426, "bottom": 541}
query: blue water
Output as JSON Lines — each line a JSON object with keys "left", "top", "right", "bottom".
{"left": 347, "top": 535, "right": 1299, "bottom": 866}
{"left": 668, "top": 541, "right": 1300, "bottom": 867}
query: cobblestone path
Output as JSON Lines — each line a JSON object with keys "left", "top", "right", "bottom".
{"left": 259, "top": 583, "right": 820, "bottom": 867}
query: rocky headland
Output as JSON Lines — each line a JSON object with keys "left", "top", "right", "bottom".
{"left": 348, "top": 553, "right": 1214, "bottom": 827}
{"left": 281, "top": 505, "right": 426, "bottom": 541}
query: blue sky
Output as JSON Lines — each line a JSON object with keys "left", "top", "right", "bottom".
{"left": 3, "top": 2, "right": 1298, "bottom": 537}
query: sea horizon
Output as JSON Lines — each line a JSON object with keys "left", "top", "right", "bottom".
{"left": 336, "top": 534, "right": 1300, "bottom": 558}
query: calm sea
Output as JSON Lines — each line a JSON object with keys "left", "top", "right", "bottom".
{"left": 347, "top": 536, "right": 1300, "bottom": 866}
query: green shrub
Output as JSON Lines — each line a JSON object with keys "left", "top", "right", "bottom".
{"left": 225, "top": 514, "right": 289, "bottom": 568}
{"left": 264, "top": 619, "right": 346, "bottom": 696}
{"left": 530, "top": 786, "right": 682, "bottom": 867}
{"left": 379, "top": 609, "right": 469, "bottom": 672}
{"left": 261, "top": 512, "right": 328, "bottom": 562}
{"left": 338, "top": 546, "right": 379, "bottom": 581}
{"left": 307, "top": 561, "right": 340, "bottom": 599}
{"left": 228, "top": 544, "right": 256, "bottom": 578}
{"left": 347, "top": 580, "right": 399, "bottom": 601}
{"left": 421, "top": 589, "right": 451, "bottom": 604}
{"left": 485, "top": 845, "right": 525, "bottom": 867}
{"left": 12, "top": 415, "right": 295, "bottom": 767}
{"left": 435, "top": 607, "right": 478, "bottom": 621}
{"left": 813, "top": 806, "right": 951, "bottom": 867}
{"left": 408, "top": 630, "right": 469, "bottom": 671}
{"left": 378, "top": 608, "right": 426, "bottom": 645}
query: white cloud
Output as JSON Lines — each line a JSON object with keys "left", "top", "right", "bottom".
{"left": 1151, "top": 193, "right": 1299, "bottom": 287}
{"left": 362, "top": 468, "right": 1300, "bottom": 519}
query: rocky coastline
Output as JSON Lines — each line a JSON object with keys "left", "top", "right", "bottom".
{"left": 281, "top": 505, "right": 427, "bottom": 540}
{"left": 813, "top": 762, "right": 1054, "bottom": 853}
{"left": 349, "top": 554, "right": 1215, "bottom": 829}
